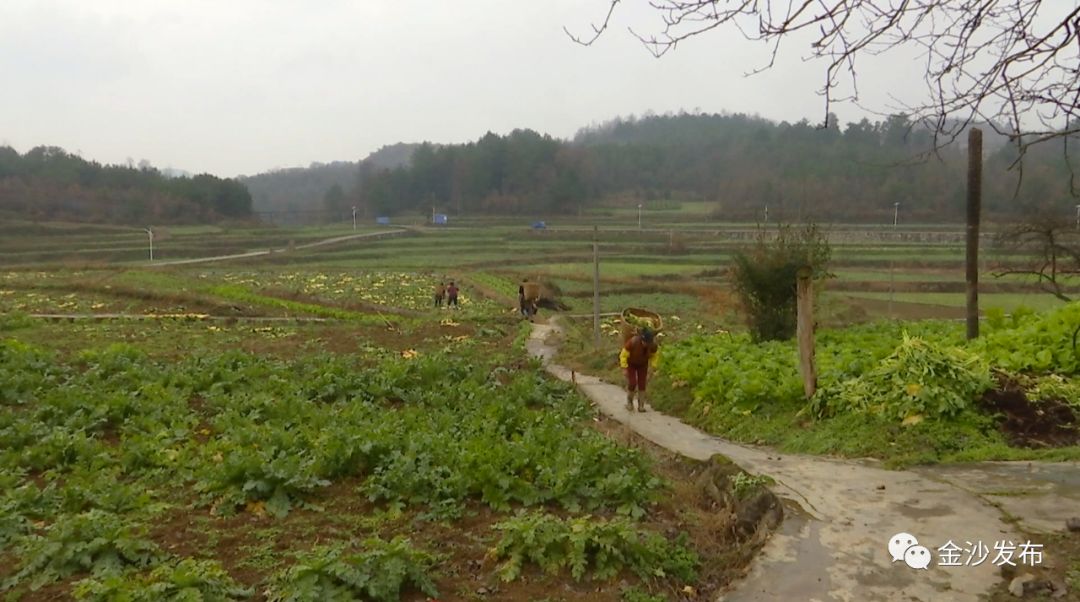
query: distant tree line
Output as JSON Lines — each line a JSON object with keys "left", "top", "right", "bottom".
{"left": 240, "top": 143, "right": 417, "bottom": 224}
{"left": 356, "top": 131, "right": 587, "bottom": 216}
{"left": 351, "top": 112, "right": 1079, "bottom": 222}
{"left": 0, "top": 146, "right": 251, "bottom": 224}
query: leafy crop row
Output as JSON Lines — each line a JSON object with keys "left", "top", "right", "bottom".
{"left": 973, "top": 303, "right": 1080, "bottom": 375}
{"left": 490, "top": 512, "right": 698, "bottom": 583}
{"left": 662, "top": 303, "right": 1080, "bottom": 429}
{"left": 265, "top": 538, "right": 437, "bottom": 602}
{"left": 1, "top": 337, "right": 666, "bottom": 596}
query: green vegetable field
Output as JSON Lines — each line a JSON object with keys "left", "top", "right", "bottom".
{"left": 654, "top": 303, "right": 1080, "bottom": 467}
{"left": 3, "top": 219, "right": 1080, "bottom": 600}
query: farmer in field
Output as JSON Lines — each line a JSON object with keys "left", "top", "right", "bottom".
{"left": 619, "top": 327, "right": 659, "bottom": 412}
{"left": 434, "top": 281, "right": 446, "bottom": 307}
{"left": 519, "top": 280, "right": 538, "bottom": 319}
{"left": 446, "top": 281, "right": 459, "bottom": 308}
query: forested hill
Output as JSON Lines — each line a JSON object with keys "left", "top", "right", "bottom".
{"left": 0, "top": 146, "right": 252, "bottom": 224}
{"left": 356, "top": 112, "right": 1077, "bottom": 222}
{"left": 239, "top": 142, "right": 417, "bottom": 218}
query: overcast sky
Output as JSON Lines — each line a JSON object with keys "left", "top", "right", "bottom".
{"left": 0, "top": 0, "right": 928, "bottom": 177}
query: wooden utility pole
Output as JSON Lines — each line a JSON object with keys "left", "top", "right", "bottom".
{"left": 966, "top": 128, "right": 982, "bottom": 340}
{"left": 796, "top": 266, "right": 817, "bottom": 398}
{"left": 592, "top": 226, "right": 601, "bottom": 347}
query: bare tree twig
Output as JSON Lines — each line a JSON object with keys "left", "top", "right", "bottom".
{"left": 567, "top": 1, "right": 1080, "bottom": 158}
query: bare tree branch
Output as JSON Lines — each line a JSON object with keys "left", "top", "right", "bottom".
{"left": 993, "top": 216, "right": 1080, "bottom": 302}
{"left": 567, "top": 1, "right": 1080, "bottom": 157}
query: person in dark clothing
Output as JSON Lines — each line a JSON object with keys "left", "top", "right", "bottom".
{"left": 518, "top": 281, "right": 537, "bottom": 319}
{"left": 446, "top": 281, "right": 459, "bottom": 308}
{"left": 434, "top": 282, "right": 446, "bottom": 307}
{"left": 619, "top": 328, "right": 659, "bottom": 412}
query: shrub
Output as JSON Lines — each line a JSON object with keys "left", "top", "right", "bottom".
{"left": 730, "top": 223, "right": 830, "bottom": 341}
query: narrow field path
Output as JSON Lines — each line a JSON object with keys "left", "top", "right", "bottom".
{"left": 29, "top": 313, "right": 334, "bottom": 323}
{"left": 527, "top": 321, "right": 1080, "bottom": 601}
{"left": 148, "top": 229, "right": 409, "bottom": 266}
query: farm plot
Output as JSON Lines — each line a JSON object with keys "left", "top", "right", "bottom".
{"left": 0, "top": 271, "right": 201, "bottom": 316}
{"left": 0, "top": 309, "right": 769, "bottom": 601}
{"left": 651, "top": 303, "right": 1080, "bottom": 467}
{"left": 205, "top": 270, "right": 496, "bottom": 313}
{"left": 837, "top": 291, "right": 1069, "bottom": 313}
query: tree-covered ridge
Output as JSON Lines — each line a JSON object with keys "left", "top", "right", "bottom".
{"left": 357, "top": 112, "right": 1078, "bottom": 221}
{"left": 0, "top": 146, "right": 252, "bottom": 224}
{"left": 240, "top": 143, "right": 418, "bottom": 219}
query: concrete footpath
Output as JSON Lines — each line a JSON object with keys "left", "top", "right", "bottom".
{"left": 526, "top": 321, "right": 1080, "bottom": 601}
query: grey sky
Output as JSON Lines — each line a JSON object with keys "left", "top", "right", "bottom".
{"left": 1, "top": 0, "right": 926, "bottom": 177}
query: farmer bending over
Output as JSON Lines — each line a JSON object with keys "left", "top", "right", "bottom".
{"left": 519, "top": 281, "right": 538, "bottom": 319}
{"left": 619, "top": 327, "right": 658, "bottom": 412}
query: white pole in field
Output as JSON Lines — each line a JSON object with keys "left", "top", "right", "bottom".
{"left": 764, "top": 204, "right": 769, "bottom": 225}
{"left": 893, "top": 202, "right": 900, "bottom": 227}
{"left": 637, "top": 203, "right": 642, "bottom": 230}
{"left": 352, "top": 206, "right": 357, "bottom": 231}
{"left": 144, "top": 227, "right": 154, "bottom": 262}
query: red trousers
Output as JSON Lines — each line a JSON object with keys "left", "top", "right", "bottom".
{"left": 625, "top": 364, "right": 648, "bottom": 391}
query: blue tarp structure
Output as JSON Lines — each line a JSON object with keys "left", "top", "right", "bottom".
{"left": 531, "top": 221, "right": 546, "bottom": 229}
{"left": 376, "top": 216, "right": 390, "bottom": 225}
{"left": 433, "top": 213, "right": 448, "bottom": 225}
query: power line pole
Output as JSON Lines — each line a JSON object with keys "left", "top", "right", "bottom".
{"left": 966, "top": 128, "right": 983, "bottom": 340}
{"left": 592, "top": 226, "right": 601, "bottom": 347}
{"left": 889, "top": 203, "right": 898, "bottom": 319}
{"left": 144, "top": 227, "right": 154, "bottom": 262}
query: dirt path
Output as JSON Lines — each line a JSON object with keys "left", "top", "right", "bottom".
{"left": 148, "top": 229, "right": 409, "bottom": 266}
{"left": 527, "top": 321, "right": 1080, "bottom": 601}
{"left": 29, "top": 313, "right": 333, "bottom": 323}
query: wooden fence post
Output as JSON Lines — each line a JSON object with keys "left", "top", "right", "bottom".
{"left": 796, "top": 266, "right": 817, "bottom": 399}
{"left": 966, "top": 128, "right": 982, "bottom": 340}
{"left": 592, "top": 226, "right": 601, "bottom": 348}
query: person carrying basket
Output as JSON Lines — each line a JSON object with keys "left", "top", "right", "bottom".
{"left": 619, "top": 326, "right": 659, "bottom": 412}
